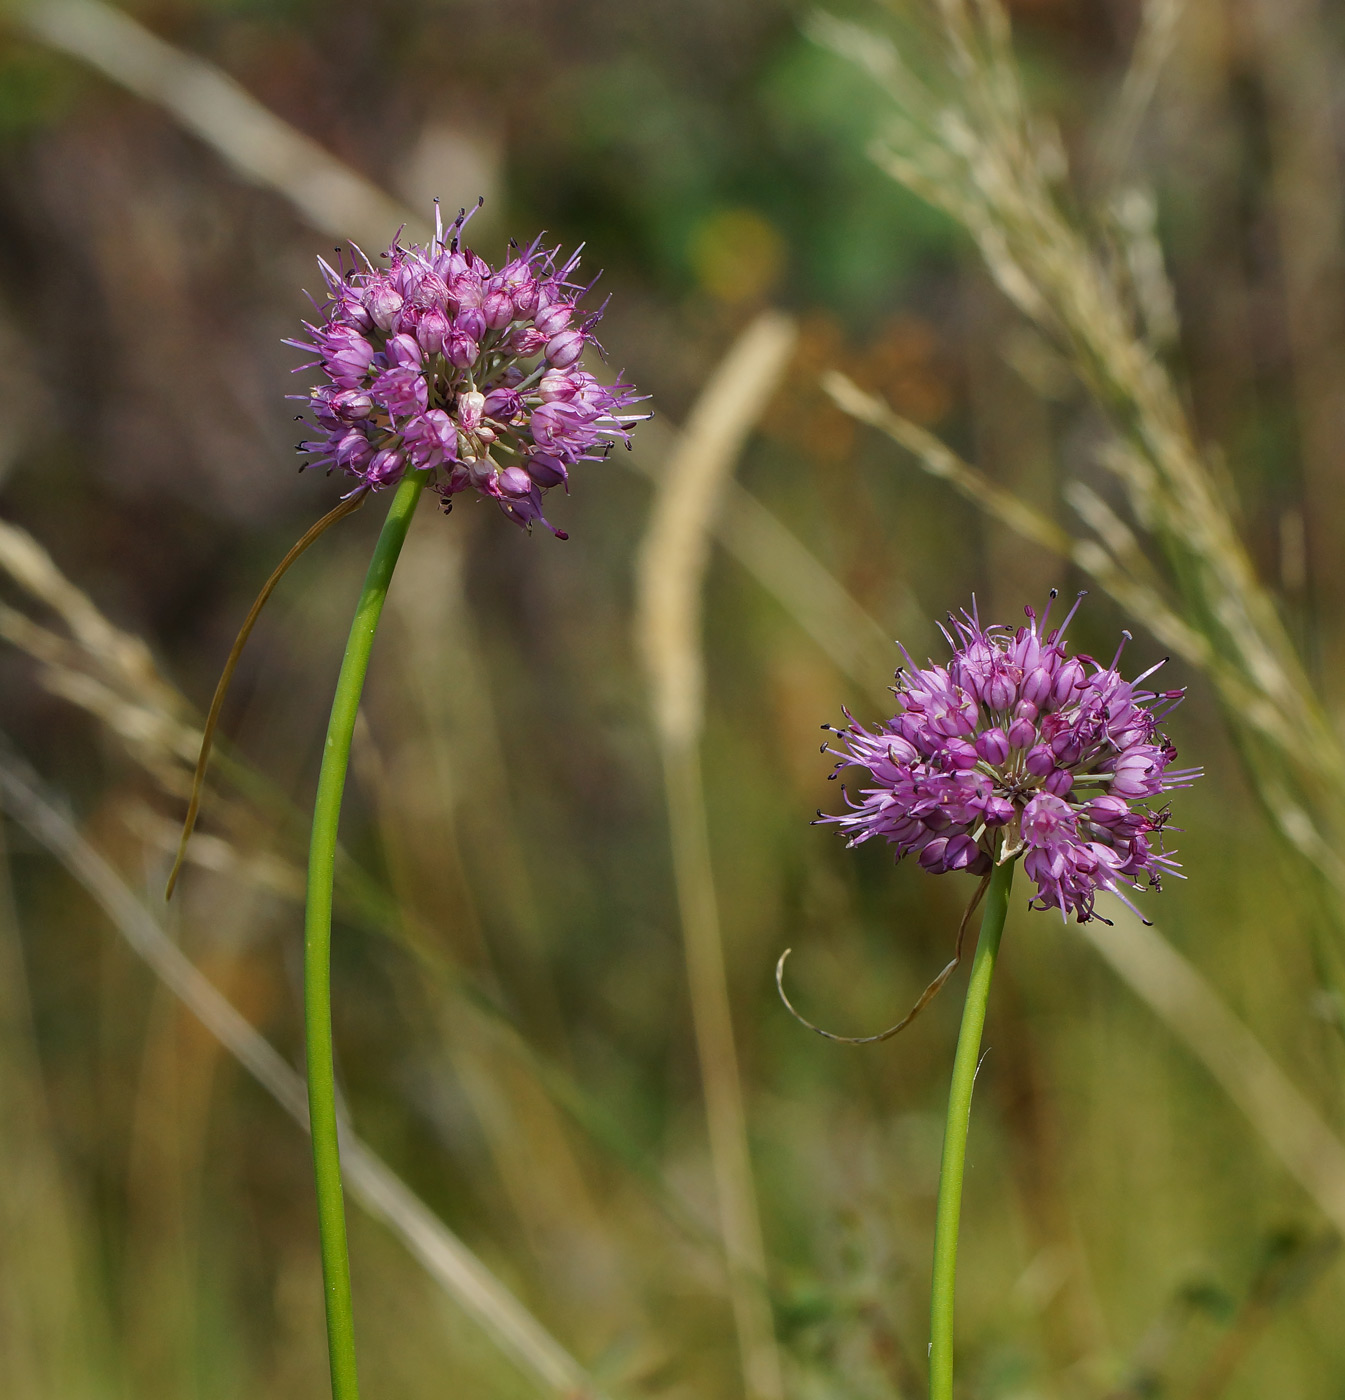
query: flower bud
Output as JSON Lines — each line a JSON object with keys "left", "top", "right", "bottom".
{"left": 413, "top": 270, "right": 449, "bottom": 306}
{"left": 384, "top": 333, "right": 422, "bottom": 367}
{"left": 1021, "top": 666, "right": 1053, "bottom": 708}
{"left": 367, "top": 447, "right": 405, "bottom": 486}
{"left": 456, "top": 390, "right": 486, "bottom": 432}
{"left": 450, "top": 271, "right": 484, "bottom": 309}
{"left": 918, "top": 837, "right": 950, "bottom": 872}
{"left": 446, "top": 331, "right": 478, "bottom": 368}
{"left": 508, "top": 326, "right": 547, "bottom": 357}
{"left": 545, "top": 329, "right": 585, "bottom": 367}
{"left": 334, "top": 428, "right": 373, "bottom": 469}
{"left": 1053, "top": 657, "right": 1085, "bottom": 705}
{"left": 363, "top": 282, "right": 403, "bottom": 331}
{"left": 416, "top": 306, "right": 450, "bottom": 354}
{"left": 371, "top": 365, "right": 427, "bottom": 417}
{"left": 511, "top": 279, "right": 540, "bottom": 318}
{"left": 482, "top": 288, "right": 515, "bottom": 330}
{"left": 1043, "top": 767, "right": 1074, "bottom": 798}
{"left": 944, "top": 738, "right": 979, "bottom": 770}
{"left": 975, "top": 727, "right": 1010, "bottom": 765}
{"left": 402, "top": 408, "right": 456, "bottom": 468}
{"left": 498, "top": 465, "right": 533, "bottom": 496}
{"left": 482, "top": 387, "right": 523, "bottom": 421}
{"left": 1110, "top": 752, "right": 1158, "bottom": 798}
{"left": 1007, "top": 717, "right": 1036, "bottom": 749}
{"left": 456, "top": 307, "right": 487, "bottom": 343}
{"left": 982, "top": 795, "right": 1015, "bottom": 825}
{"left": 538, "top": 370, "right": 579, "bottom": 402}
{"left": 527, "top": 452, "right": 568, "bottom": 488}
{"left": 984, "top": 669, "right": 1017, "bottom": 711}
{"left": 322, "top": 327, "right": 374, "bottom": 387}
{"left": 1024, "top": 744, "right": 1055, "bottom": 778}
{"left": 534, "top": 302, "right": 573, "bottom": 337}
{"left": 330, "top": 389, "right": 373, "bottom": 421}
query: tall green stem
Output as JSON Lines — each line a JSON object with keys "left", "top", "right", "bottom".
{"left": 305, "top": 470, "right": 426, "bottom": 1400}
{"left": 928, "top": 856, "right": 1015, "bottom": 1400}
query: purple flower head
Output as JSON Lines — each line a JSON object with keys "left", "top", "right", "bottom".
{"left": 819, "top": 593, "right": 1200, "bottom": 923}
{"left": 289, "top": 202, "right": 650, "bottom": 537}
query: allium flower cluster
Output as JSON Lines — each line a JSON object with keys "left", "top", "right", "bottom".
{"left": 290, "top": 203, "right": 649, "bottom": 537}
{"left": 820, "top": 593, "right": 1200, "bottom": 923}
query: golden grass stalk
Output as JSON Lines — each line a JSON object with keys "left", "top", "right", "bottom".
{"left": 636, "top": 310, "right": 798, "bottom": 1400}
{"left": 15, "top": 0, "right": 420, "bottom": 249}
{"left": 1086, "top": 906, "right": 1345, "bottom": 1239}
{"left": 166, "top": 489, "right": 369, "bottom": 899}
{"left": 0, "top": 745, "right": 605, "bottom": 1400}
{"left": 0, "top": 506, "right": 734, "bottom": 1277}
{"left": 820, "top": 374, "right": 1328, "bottom": 813}
{"left": 809, "top": 1, "right": 1345, "bottom": 826}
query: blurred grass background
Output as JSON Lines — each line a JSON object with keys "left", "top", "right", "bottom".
{"left": 2, "top": 1, "right": 1345, "bottom": 1397}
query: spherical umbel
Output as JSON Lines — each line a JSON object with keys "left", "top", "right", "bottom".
{"left": 819, "top": 592, "right": 1200, "bottom": 923}
{"left": 288, "top": 202, "right": 649, "bottom": 538}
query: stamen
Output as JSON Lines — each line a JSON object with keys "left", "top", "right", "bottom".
{"left": 1055, "top": 589, "right": 1088, "bottom": 641}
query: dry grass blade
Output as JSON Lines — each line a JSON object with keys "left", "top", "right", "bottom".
{"left": 820, "top": 372, "right": 1219, "bottom": 667}
{"left": 809, "top": 3, "right": 1345, "bottom": 820}
{"left": 636, "top": 310, "right": 797, "bottom": 1400}
{"left": 822, "top": 371, "right": 1339, "bottom": 865}
{"left": 0, "top": 517, "right": 181, "bottom": 719}
{"left": 0, "top": 747, "right": 605, "bottom": 1400}
{"left": 1084, "top": 905, "right": 1345, "bottom": 1239}
{"left": 638, "top": 311, "right": 800, "bottom": 747}
{"left": 0, "top": 513, "right": 737, "bottom": 1279}
{"left": 715, "top": 481, "right": 902, "bottom": 699}
{"left": 775, "top": 871, "right": 989, "bottom": 1043}
{"left": 165, "top": 488, "right": 368, "bottom": 900}
{"left": 627, "top": 425, "right": 900, "bottom": 701}
{"left": 15, "top": 0, "right": 422, "bottom": 248}
{"left": 1096, "top": 0, "right": 1186, "bottom": 180}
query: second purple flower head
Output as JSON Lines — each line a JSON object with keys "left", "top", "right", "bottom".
{"left": 820, "top": 593, "right": 1200, "bottom": 923}
{"left": 291, "top": 202, "right": 649, "bottom": 538}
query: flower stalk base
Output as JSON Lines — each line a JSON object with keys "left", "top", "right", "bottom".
{"left": 928, "top": 856, "right": 1015, "bottom": 1400}
{"left": 305, "top": 469, "right": 427, "bottom": 1400}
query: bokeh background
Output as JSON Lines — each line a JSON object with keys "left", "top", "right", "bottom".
{"left": 2, "top": 1, "right": 1345, "bottom": 1397}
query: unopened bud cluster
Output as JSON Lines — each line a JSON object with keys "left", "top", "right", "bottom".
{"left": 821, "top": 594, "right": 1200, "bottom": 922}
{"left": 290, "top": 205, "right": 648, "bottom": 536}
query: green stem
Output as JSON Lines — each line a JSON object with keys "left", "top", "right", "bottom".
{"left": 305, "top": 470, "right": 426, "bottom": 1400}
{"left": 928, "top": 856, "right": 1016, "bottom": 1400}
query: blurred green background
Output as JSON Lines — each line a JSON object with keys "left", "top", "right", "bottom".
{"left": 2, "top": 1, "right": 1345, "bottom": 1397}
